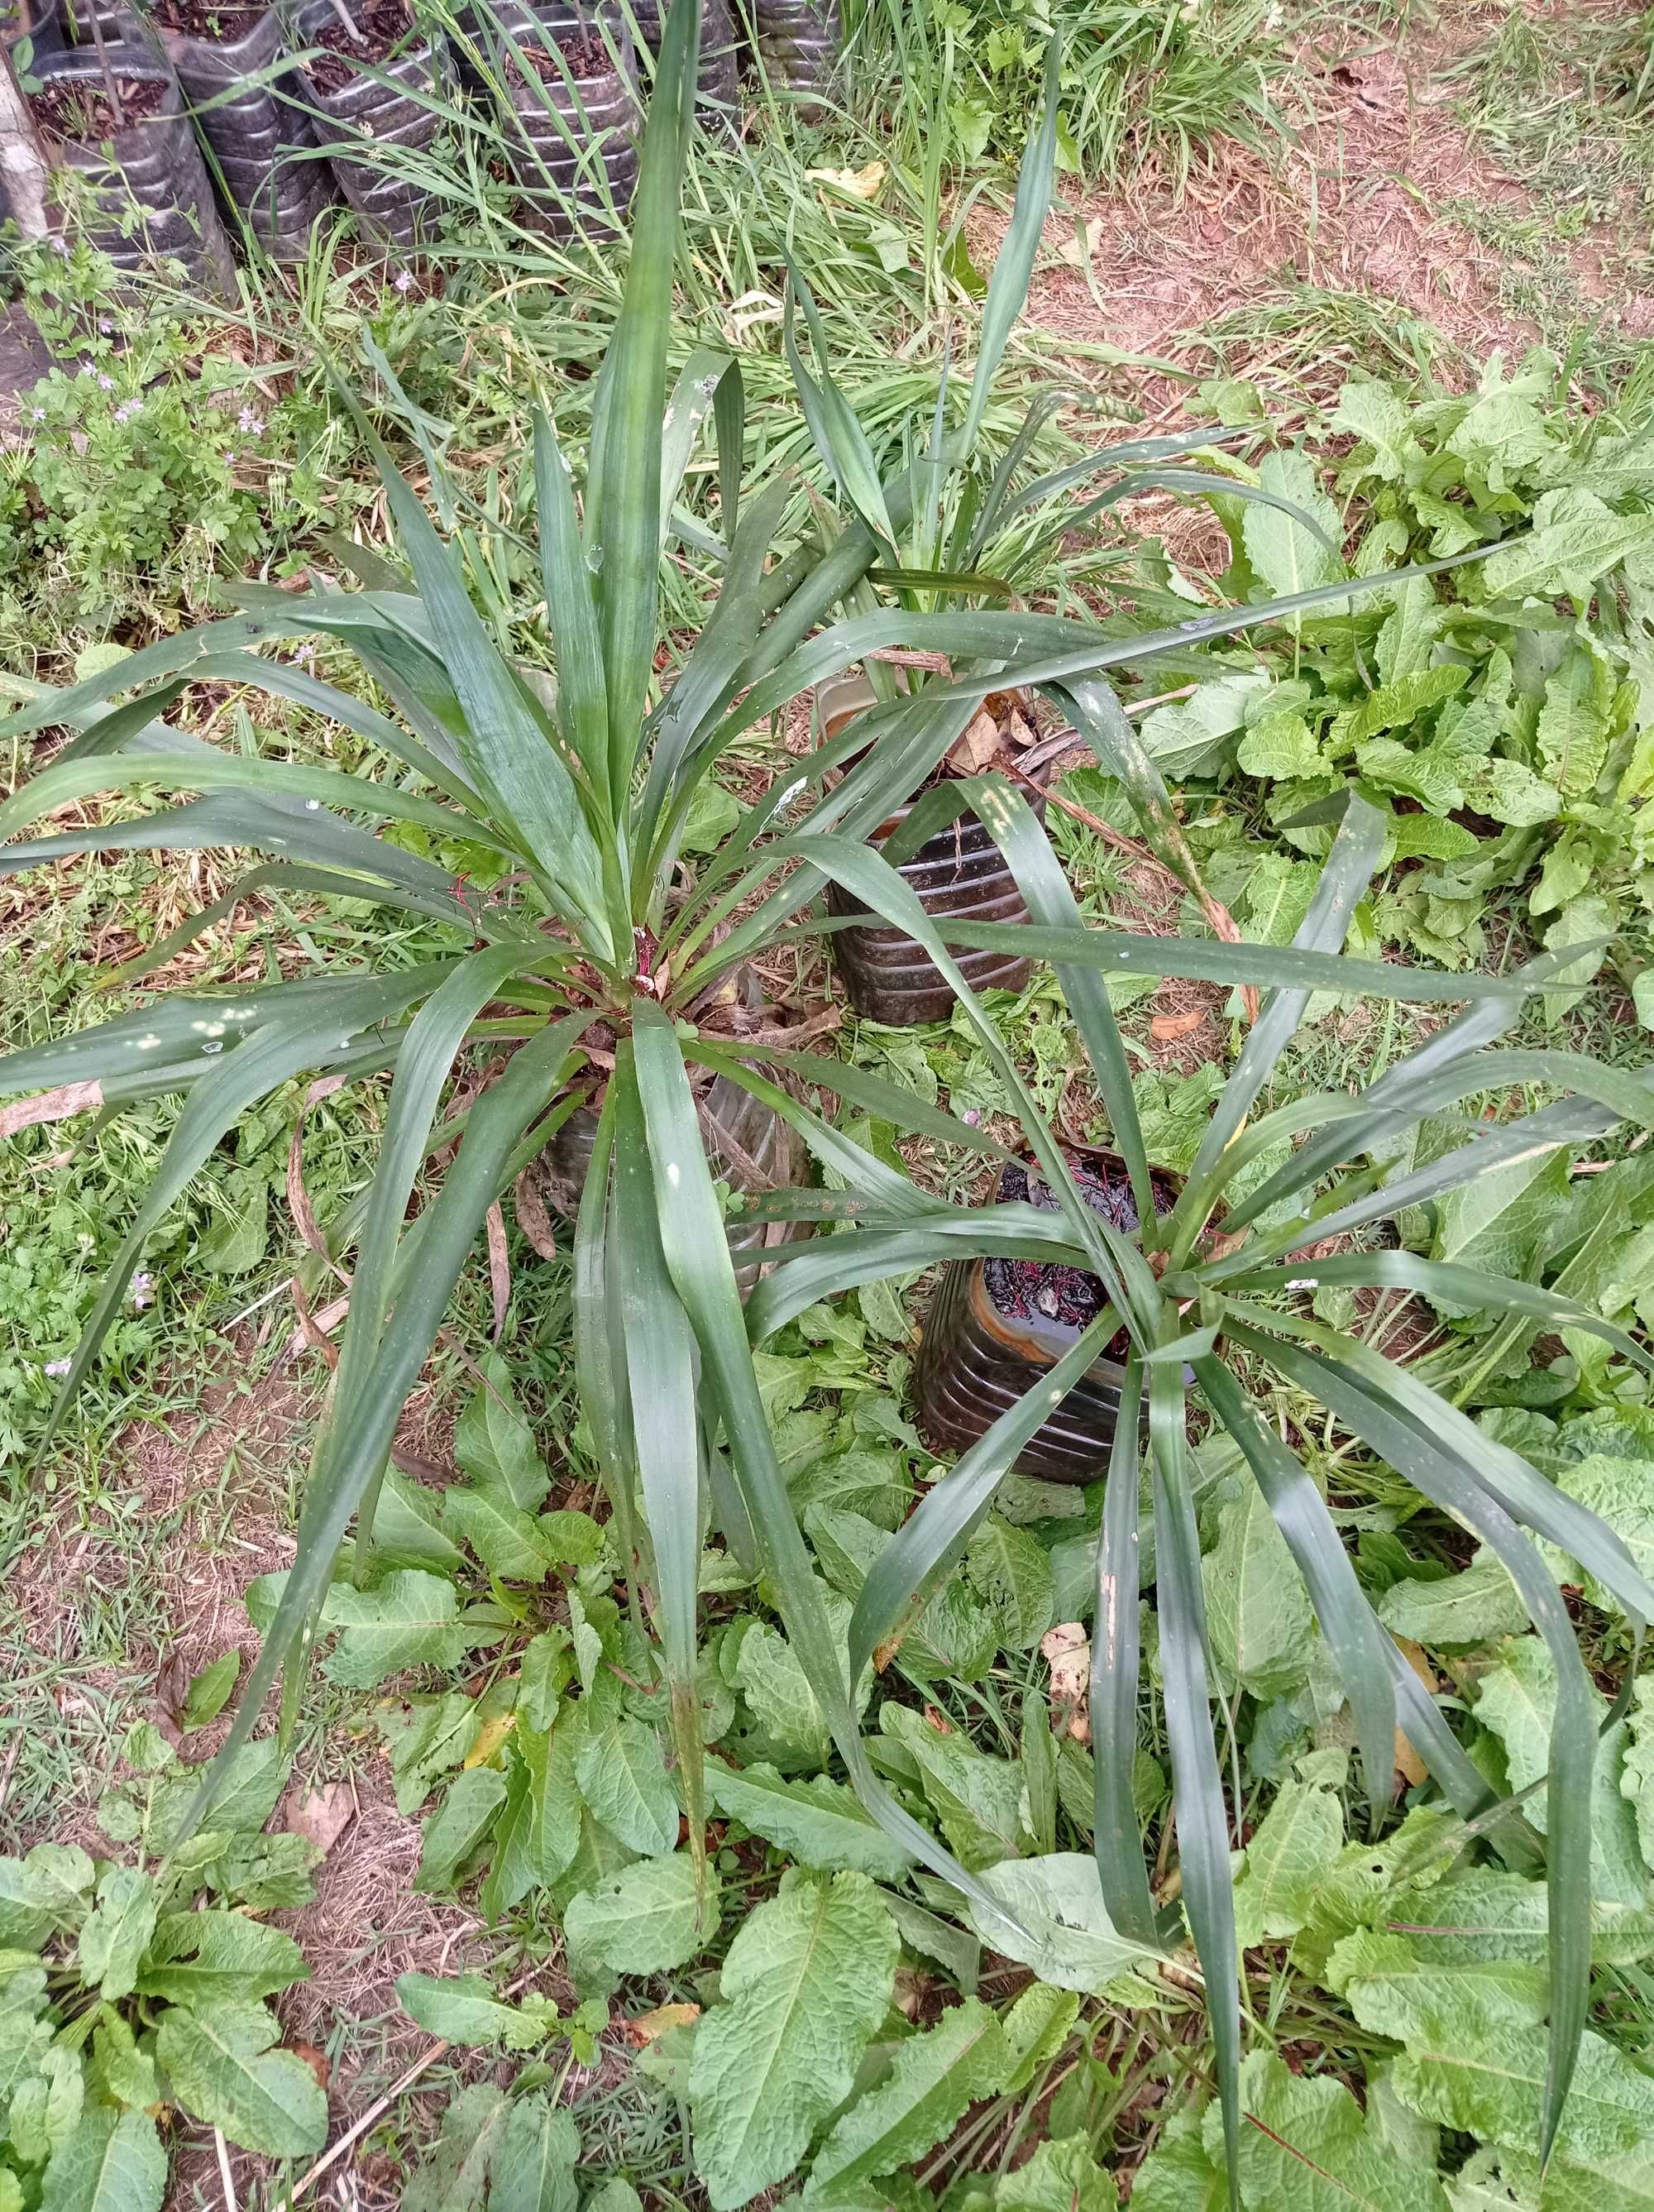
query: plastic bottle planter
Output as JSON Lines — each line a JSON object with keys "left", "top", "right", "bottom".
{"left": 466, "top": 0, "right": 638, "bottom": 235}
{"left": 538, "top": 1078, "right": 806, "bottom": 1296}
{"left": 748, "top": 0, "right": 839, "bottom": 113}
{"left": 30, "top": 44, "right": 238, "bottom": 294}
{"left": 915, "top": 1150, "right": 1181, "bottom": 1482}
{"left": 152, "top": 5, "right": 336, "bottom": 261}
{"left": 625, "top": 0, "right": 739, "bottom": 118}
{"left": 818, "top": 673, "right": 1042, "bottom": 1026}
{"left": 294, "top": 0, "right": 454, "bottom": 251}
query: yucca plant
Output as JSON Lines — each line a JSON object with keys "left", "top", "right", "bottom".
{"left": 731, "top": 764, "right": 1654, "bottom": 2181}
{"left": 4, "top": 2, "right": 1647, "bottom": 2194}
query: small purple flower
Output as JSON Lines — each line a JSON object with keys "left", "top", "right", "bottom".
{"left": 113, "top": 400, "right": 140, "bottom": 423}
{"left": 131, "top": 1272, "right": 153, "bottom": 1310}
{"left": 97, "top": 374, "right": 115, "bottom": 391}
{"left": 44, "top": 1357, "right": 72, "bottom": 1378}
{"left": 98, "top": 317, "right": 113, "bottom": 333}
{"left": 31, "top": 408, "right": 45, "bottom": 424}
{"left": 50, "top": 237, "right": 70, "bottom": 259}
{"left": 224, "top": 452, "right": 237, "bottom": 465}
{"left": 961, "top": 1108, "right": 982, "bottom": 1127}
{"left": 294, "top": 643, "right": 317, "bottom": 667}
{"left": 237, "top": 405, "right": 265, "bottom": 437}
{"left": 79, "top": 361, "right": 96, "bottom": 377}
{"left": 394, "top": 269, "right": 414, "bottom": 293}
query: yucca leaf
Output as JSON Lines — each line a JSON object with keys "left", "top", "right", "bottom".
{"left": 705, "top": 1040, "right": 1018, "bottom": 1163}
{"left": 1205, "top": 1094, "right": 1623, "bottom": 1280}
{"left": 939, "top": 776, "right": 1154, "bottom": 1232}
{"left": 681, "top": 1039, "right": 949, "bottom": 1216}
{"left": 102, "top": 862, "right": 467, "bottom": 990}
{"left": 660, "top": 350, "right": 738, "bottom": 556}
{"left": 679, "top": 541, "right": 1513, "bottom": 773}
{"left": 329, "top": 394, "right": 610, "bottom": 943}
{"left": 0, "top": 802, "right": 459, "bottom": 906}
{"left": 714, "top": 352, "right": 744, "bottom": 539}
{"left": 0, "top": 962, "right": 455, "bottom": 1099}
{"left": 39, "top": 977, "right": 439, "bottom": 1440}
{"left": 997, "top": 424, "right": 1255, "bottom": 531}
{"left": 783, "top": 272, "right": 896, "bottom": 546}
{"left": 1194, "top": 1357, "right": 1394, "bottom": 1827}
{"left": 571, "top": 1089, "right": 643, "bottom": 1597}
{"left": 0, "top": 746, "right": 521, "bottom": 862}
{"left": 532, "top": 409, "right": 611, "bottom": 811}
{"left": 846, "top": 1309, "right": 1122, "bottom": 1688}
{"left": 957, "top": 36, "right": 1059, "bottom": 455}
{"left": 184, "top": 652, "right": 473, "bottom": 802}
{"left": 629, "top": 1005, "right": 1051, "bottom": 1950}
{"left": 0, "top": 615, "right": 280, "bottom": 738}
{"left": 1238, "top": 1325, "right": 1595, "bottom": 2167}
{"left": 1227, "top": 1255, "right": 1654, "bottom": 1375}
{"left": 55, "top": 682, "right": 189, "bottom": 761}
{"left": 1225, "top": 1305, "right": 1654, "bottom": 1621}
{"left": 589, "top": 0, "right": 700, "bottom": 798}
{"left": 1091, "top": 1354, "right": 1162, "bottom": 1947}
{"left": 609, "top": 1050, "right": 708, "bottom": 1889}
{"left": 181, "top": 1017, "right": 585, "bottom": 1842}
{"left": 768, "top": 831, "right": 1158, "bottom": 1334}
{"left": 1147, "top": 1356, "right": 1240, "bottom": 2208}
{"left": 743, "top": 1209, "right": 1095, "bottom": 1344}
{"left": 1170, "top": 791, "right": 1386, "bottom": 1257}
{"left": 915, "top": 916, "right": 1587, "bottom": 1005}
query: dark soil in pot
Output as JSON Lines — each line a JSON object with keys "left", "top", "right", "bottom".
{"left": 464, "top": 0, "right": 638, "bottom": 233}
{"left": 30, "top": 42, "right": 239, "bottom": 294}
{"left": 749, "top": 0, "right": 839, "bottom": 114}
{"left": 295, "top": 0, "right": 454, "bottom": 249}
{"left": 149, "top": 2, "right": 337, "bottom": 260}
{"left": 915, "top": 1147, "right": 1180, "bottom": 1482}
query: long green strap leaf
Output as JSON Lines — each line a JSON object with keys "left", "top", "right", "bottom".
{"left": 610, "top": 1051, "right": 708, "bottom": 1885}
{"left": 1233, "top": 1324, "right": 1594, "bottom": 2167}
{"left": 958, "top": 36, "right": 1059, "bottom": 453}
{"left": 1224, "top": 1301, "right": 1654, "bottom": 1621}
{"left": 1194, "top": 1355, "right": 1395, "bottom": 1827}
{"left": 630, "top": 1005, "right": 1071, "bottom": 1954}
{"left": 1178, "top": 792, "right": 1385, "bottom": 1241}
{"left": 1148, "top": 1357, "right": 1240, "bottom": 2208}
{"left": 847, "top": 1309, "right": 1124, "bottom": 1688}
{"left": 590, "top": 0, "right": 700, "bottom": 797}
{"left": 1228, "top": 1255, "right": 1654, "bottom": 1377}
{"left": 1091, "top": 1354, "right": 1162, "bottom": 1947}
{"left": 533, "top": 409, "right": 611, "bottom": 810}
{"left": 180, "top": 1019, "right": 583, "bottom": 1842}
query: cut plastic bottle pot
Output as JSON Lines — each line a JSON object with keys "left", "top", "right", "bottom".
{"left": 155, "top": 5, "right": 335, "bottom": 260}
{"left": 915, "top": 1148, "right": 1181, "bottom": 1482}
{"left": 31, "top": 41, "right": 238, "bottom": 294}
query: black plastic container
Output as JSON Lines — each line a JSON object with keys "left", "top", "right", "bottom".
{"left": 30, "top": 41, "right": 238, "bottom": 294}
{"left": 464, "top": 0, "right": 638, "bottom": 233}
{"left": 626, "top": 0, "right": 738, "bottom": 117}
{"left": 915, "top": 1150, "right": 1179, "bottom": 1482}
{"left": 820, "top": 671, "right": 1043, "bottom": 1025}
{"left": 151, "top": 3, "right": 336, "bottom": 260}
{"left": 749, "top": 0, "right": 837, "bottom": 111}
{"left": 294, "top": 0, "right": 454, "bottom": 250}
{"left": 829, "top": 797, "right": 1043, "bottom": 1025}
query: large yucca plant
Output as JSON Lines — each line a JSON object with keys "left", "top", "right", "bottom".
{"left": 3, "top": 3, "right": 1647, "bottom": 2192}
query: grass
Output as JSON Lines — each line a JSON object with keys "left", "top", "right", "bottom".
{"left": 3, "top": 2, "right": 1654, "bottom": 2206}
